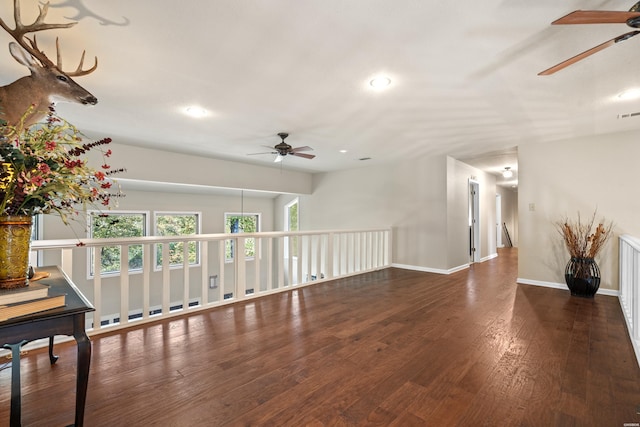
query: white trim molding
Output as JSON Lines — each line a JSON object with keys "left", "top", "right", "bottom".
{"left": 480, "top": 253, "right": 498, "bottom": 263}
{"left": 517, "top": 278, "right": 619, "bottom": 297}
{"left": 393, "top": 263, "right": 469, "bottom": 275}
{"left": 392, "top": 251, "right": 497, "bottom": 276}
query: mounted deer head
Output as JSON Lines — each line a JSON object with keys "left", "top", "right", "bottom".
{"left": 0, "top": 0, "right": 98, "bottom": 129}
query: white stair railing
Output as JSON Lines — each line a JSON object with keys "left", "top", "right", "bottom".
{"left": 619, "top": 234, "right": 640, "bottom": 367}
{"left": 30, "top": 228, "right": 392, "bottom": 335}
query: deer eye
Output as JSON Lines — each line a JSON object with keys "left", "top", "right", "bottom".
{"left": 56, "top": 75, "right": 68, "bottom": 82}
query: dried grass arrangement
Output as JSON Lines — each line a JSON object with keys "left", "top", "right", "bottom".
{"left": 556, "top": 210, "right": 613, "bottom": 259}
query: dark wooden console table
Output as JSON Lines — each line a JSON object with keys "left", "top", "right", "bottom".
{"left": 0, "top": 266, "right": 95, "bottom": 427}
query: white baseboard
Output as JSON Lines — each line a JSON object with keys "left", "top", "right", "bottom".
{"left": 517, "top": 278, "right": 619, "bottom": 297}
{"left": 393, "top": 253, "right": 498, "bottom": 276}
{"left": 392, "top": 263, "right": 469, "bottom": 275}
{"left": 480, "top": 253, "right": 498, "bottom": 263}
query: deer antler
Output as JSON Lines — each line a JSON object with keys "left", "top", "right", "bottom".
{"left": 55, "top": 38, "right": 98, "bottom": 76}
{"left": 0, "top": 0, "right": 97, "bottom": 74}
{"left": 29, "top": 36, "right": 98, "bottom": 76}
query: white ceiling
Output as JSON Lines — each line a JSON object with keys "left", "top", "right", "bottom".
{"left": 2, "top": 0, "right": 640, "bottom": 187}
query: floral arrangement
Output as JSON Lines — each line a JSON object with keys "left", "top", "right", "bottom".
{"left": 0, "top": 106, "right": 123, "bottom": 224}
{"left": 556, "top": 210, "right": 613, "bottom": 259}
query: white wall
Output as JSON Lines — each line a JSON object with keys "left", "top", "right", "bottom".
{"left": 301, "top": 154, "right": 496, "bottom": 271}
{"left": 518, "top": 129, "right": 640, "bottom": 291}
{"left": 106, "top": 143, "right": 313, "bottom": 195}
{"left": 42, "top": 188, "right": 277, "bottom": 239}
{"left": 274, "top": 194, "right": 300, "bottom": 231}
{"left": 447, "top": 157, "right": 497, "bottom": 266}
{"left": 301, "top": 155, "right": 448, "bottom": 269}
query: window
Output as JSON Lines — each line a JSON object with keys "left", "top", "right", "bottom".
{"left": 154, "top": 212, "right": 200, "bottom": 268}
{"left": 224, "top": 213, "right": 260, "bottom": 261}
{"left": 285, "top": 198, "right": 299, "bottom": 232}
{"left": 30, "top": 214, "right": 43, "bottom": 266}
{"left": 284, "top": 198, "right": 299, "bottom": 257}
{"left": 31, "top": 214, "right": 42, "bottom": 241}
{"left": 88, "top": 211, "right": 147, "bottom": 276}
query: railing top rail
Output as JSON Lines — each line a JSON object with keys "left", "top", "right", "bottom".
{"left": 620, "top": 234, "right": 640, "bottom": 252}
{"left": 31, "top": 227, "right": 392, "bottom": 249}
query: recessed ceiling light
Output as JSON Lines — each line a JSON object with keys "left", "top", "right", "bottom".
{"left": 369, "top": 76, "right": 391, "bottom": 89}
{"left": 617, "top": 88, "right": 640, "bottom": 100}
{"left": 184, "top": 106, "right": 208, "bottom": 118}
{"left": 339, "top": 150, "right": 348, "bottom": 153}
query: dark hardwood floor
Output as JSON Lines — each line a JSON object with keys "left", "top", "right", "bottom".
{"left": 2, "top": 248, "right": 640, "bottom": 426}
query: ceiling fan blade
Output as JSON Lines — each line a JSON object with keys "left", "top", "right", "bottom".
{"left": 274, "top": 155, "right": 284, "bottom": 163}
{"left": 291, "top": 152, "right": 316, "bottom": 160}
{"left": 551, "top": 10, "right": 640, "bottom": 25}
{"left": 290, "top": 146, "right": 313, "bottom": 153}
{"left": 247, "top": 151, "right": 277, "bottom": 156}
{"left": 538, "top": 30, "right": 640, "bottom": 75}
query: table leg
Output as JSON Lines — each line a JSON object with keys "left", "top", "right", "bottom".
{"left": 3, "top": 340, "right": 27, "bottom": 427}
{"left": 73, "top": 316, "right": 91, "bottom": 427}
{"left": 48, "top": 336, "right": 59, "bottom": 365}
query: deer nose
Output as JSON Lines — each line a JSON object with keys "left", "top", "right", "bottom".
{"left": 82, "top": 96, "right": 98, "bottom": 105}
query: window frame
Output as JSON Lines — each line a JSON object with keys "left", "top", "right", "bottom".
{"left": 30, "top": 214, "right": 43, "bottom": 267}
{"left": 284, "top": 198, "right": 299, "bottom": 258}
{"left": 224, "top": 212, "right": 261, "bottom": 263}
{"left": 153, "top": 211, "right": 202, "bottom": 271}
{"left": 87, "top": 210, "right": 150, "bottom": 278}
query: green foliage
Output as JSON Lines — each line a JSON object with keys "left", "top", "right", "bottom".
{"left": 225, "top": 214, "right": 258, "bottom": 260}
{"left": 288, "top": 201, "right": 299, "bottom": 255}
{"left": 91, "top": 213, "right": 145, "bottom": 274}
{"left": 155, "top": 214, "right": 198, "bottom": 267}
{"left": 288, "top": 202, "right": 298, "bottom": 232}
{"left": 0, "top": 107, "right": 122, "bottom": 222}
{"left": 89, "top": 212, "right": 200, "bottom": 274}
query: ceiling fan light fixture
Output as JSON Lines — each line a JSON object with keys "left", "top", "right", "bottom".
{"left": 369, "top": 76, "right": 391, "bottom": 89}
{"left": 184, "top": 106, "right": 209, "bottom": 118}
{"left": 617, "top": 88, "right": 640, "bottom": 100}
{"left": 245, "top": 132, "right": 316, "bottom": 162}
{"left": 502, "top": 167, "right": 513, "bottom": 178}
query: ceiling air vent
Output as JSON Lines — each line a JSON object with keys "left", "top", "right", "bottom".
{"left": 617, "top": 112, "right": 640, "bottom": 119}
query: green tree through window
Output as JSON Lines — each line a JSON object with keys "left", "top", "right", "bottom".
{"left": 155, "top": 213, "right": 199, "bottom": 268}
{"left": 286, "top": 199, "right": 299, "bottom": 256}
{"left": 89, "top": 212, "right": 146, "bottom": 275}
{"left": 225, "top": 214, "right": 259, "bottom": 261}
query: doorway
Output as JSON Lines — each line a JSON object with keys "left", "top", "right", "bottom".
{"left": 469, "top": 180, "right": 480, "bottom": 263}
{"left": 496, "top": 194, "right": 502, "bottom": 248}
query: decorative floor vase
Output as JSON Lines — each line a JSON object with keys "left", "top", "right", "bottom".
{"left": 0, "top": 215, "right": 33, "bottom": 289}
{"left": 564, "top": 257, "right": 601, "bottom": 298}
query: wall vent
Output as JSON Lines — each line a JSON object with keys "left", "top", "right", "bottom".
{"left": 617, "top": 111, "right": 640, "bottom": 119}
